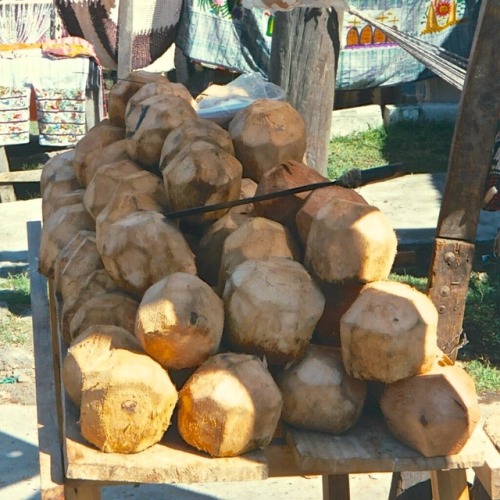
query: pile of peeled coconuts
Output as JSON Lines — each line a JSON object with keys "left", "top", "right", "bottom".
{"left": 38, "top": 70, "right": 480, "bottom": 459}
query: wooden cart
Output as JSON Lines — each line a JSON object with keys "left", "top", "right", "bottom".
{"left": 29, "top": 1, "right": 500, "bottom": 498}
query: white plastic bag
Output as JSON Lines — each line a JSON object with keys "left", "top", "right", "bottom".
{"left": 195, "top": 73, "right": 286, "bottom": 126}
{"left": 242, "top": 0, "right": 348, "bottom": 11}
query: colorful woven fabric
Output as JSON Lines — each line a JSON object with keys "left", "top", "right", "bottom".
{"left": 0, "top": 87, "right": 30, "bottom": 146}
{"left": 0, "top": 39, "right": 102, "bottom": 147}
{"left": 176, "top": 0, "right": 480, "bottom": 90}
{"left": 55, "top": 0, "right": 182, "bottom": 70}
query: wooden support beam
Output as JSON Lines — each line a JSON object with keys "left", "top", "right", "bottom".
{"left": 435, "top": 0, "right": 500, "bottom": 242}
{"left": 427, "top": 238, "right": 474, "bottom": 358}
{"left": 0, "top": 147, "right": 17, "bottom": 202}
{"left": 0, "top": 169, "right": 42, "bottom": 185}
{"left": 428, "top": 0, "right": 499, "bottom": 358}
{"left": 117, "top": 0, "right": 134, "bottom": 80}
{"left": 322, "top": 474, "right": 350, "bottom": 500}
{"left": 269, "top": 8, "right": 340, "bottom": 176}
{"left": 430, "top": 469, "right": 469, "bottom": 500}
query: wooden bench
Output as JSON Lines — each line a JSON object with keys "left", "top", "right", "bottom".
{"left": 27, "top": 220, "right": 500, "bottom": 500}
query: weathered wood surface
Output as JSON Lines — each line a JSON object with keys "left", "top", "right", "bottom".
{"left": 285, "top": 414, "right": 485, "bottom": 475}
{"left": 117, "top": 0, "right": 134, "bottom": 80}
{"left": 430, "top": 468, "right": 469, "bottom": 500}
{"left": 269, "top": 8, "right": 340, "bottom": 176}
{"left": 436, "top": 0, "right": 500, "bottom": 241}
{"left": 427, "top": 238, "right": 475, "bottom": 358}
{"left": 28, "top": 221, "right": 65, "bottom": 499}
{"left": 0, "top": 169, "right": 42, "bottom": 184}
{"left": 0, "top": 146, "right": 16, "bottom": 201}
{"left": 322, "top": 474, "right": 350, "bottom": 500}
{"left": 473, "top": 422, "right": 500, "bottom": 500}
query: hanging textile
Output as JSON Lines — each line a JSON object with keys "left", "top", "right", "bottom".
{"left": 176, "top": 0, "right": 274, "bottom": 76}
{"left": 176, "top": 0, "right": 481, "bottom": 90}
{"left": 54, "top": 0, "right": 183, "bottom": 70}
{"left": 0, "top": 37, "right": 103, "bottom": 147}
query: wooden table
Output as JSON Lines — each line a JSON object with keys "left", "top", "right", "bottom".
{"left": 27, "top": 220, "right": 499, "bottom": 499}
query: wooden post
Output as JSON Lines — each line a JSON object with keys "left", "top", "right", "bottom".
{"left": 269, "top": 8, "right": 340, "bottom": 176}
{"left": 117, "top": 0, "right": 134, "bottom": 80}
{"left": 427, "top": 0, "right": 500, "bottom": 358}
{"left": 0, "top": 147, "right": 17, "bottom": 202}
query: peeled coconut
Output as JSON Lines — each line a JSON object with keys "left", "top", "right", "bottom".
{"left": 60, "top": 269, "right": 121, "bottom": 346}
{"left": 228, "top": 99, "right": 307, "bottom": 182}
{"left": 40, "top": 150, "right": 75, "bottom": 195}
{"left": 98, "top": 211, "right": 197, "bottom": 296}
{"left": 341, "top": 281, "right": 439, "bottom": 383}
{"left": 135, "top": 273, "right": 224, "bottom": 369}
{"left": 279, "top": 345, "right": 367, "bottom": 434}
{"left": 296, "top": 185, "right": 368, "bottom": 246}
{"left": 218, "top": 217, "right": 301, "bottom": 293}
{"left": 69, "top": 291, "right": 139, "bottom": 341}
{"left": 107, "top": 70, "right": 166, "bottom": 127}
{"left": 72, "top": 121, "right": 125, "bottom": 186}
{"left": 39, "top": 204, "right": 95, "bottom": 278}
{"left": 196, "top": 211, "right": 254, "bottom": 286}
{"left": 380, "top": 358, "right": 480, "bottom": 457}
{"left": 305, "top": 198, "right": 397, "bottom": 284}
{"left": 83, "top": 161, "right": 158, "bottom": 219}
{"left": 95, "top": 189, "right": 167, "bottom": 249}
{"left": 80, "top": 348, "right": 178, "bottom": 453}
{"left": 82, "top": 139, "right": 130, "bottom": 187}
{"left": 178, "top": 352, "right": 283, "bottom": 457}
{"left": 43, "top": 189, "right": 85, "bottom": 222}
{"left": 53, "top": 230, "right": 96, "bottom": 296}
{"left": 125, "top": 80, "right": 194, "bottom": 119}
{"left": 253, "top": 160, "right": 327, "bottom": 228}
{"left": 57, "top": 234, "right": 103, "bottom": 303}
{"left": 62, "top": 325, "right": 142, "bottom": 406}
{"left": 125, "top": 94, "right": 196, "bottom": 168}
{"left": 162, "top": 141, "right": 243, "bottom": 223}
{"left": 223, "top": 258, "right": 325, "bottom": 365}
{"left": 159, "top": 117, "right": 235, "bottom": 170}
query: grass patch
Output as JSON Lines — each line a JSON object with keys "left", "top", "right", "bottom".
{"left": 461, "top": 271, "right": 500, "bottom": 363}
{"left": 0, "top": 273, "right": 31, "bottom": 315}
{"left": 0, "top": 273, "right": 32, "bottom": 348}
{"left": 462, "top": 359, "right": 500, "bottom": 394}
{"left": 327, "top": 120, "right": 455, "bottom": 179}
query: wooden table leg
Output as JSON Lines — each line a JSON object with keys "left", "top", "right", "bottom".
{"left": 322, "top": 474, "right": 350, "bottom": 500}
{"left": 65, "top": 481, "right": 102, "bottom": 500}
{"left": 430, "top": 469, "right": 470, "bottom": 500}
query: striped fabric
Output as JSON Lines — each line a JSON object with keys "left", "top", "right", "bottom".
{"left": 55, "top": 0, "right": 182, "bottom": 70}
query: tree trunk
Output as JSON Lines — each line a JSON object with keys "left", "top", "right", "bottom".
{"left": 269, "top": 8, "right": 340, "bottom": 176}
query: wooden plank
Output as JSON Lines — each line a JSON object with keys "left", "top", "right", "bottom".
{"left": 430, "top": 469, "right": 469, "bottom": 500}
{"left": 0, "top": 169, "right": 42, "bottom": 184}
{"left": 0, "top": 146, "right": 17, "bottom": 202}
{"left": 284, "top": 415, "right": 485, "bottom": 475}
{"left": 62, "top": 396, "right": 268, "bottom": 484}
{"left": 28, "top": 220, "right": 65, "bottom": 499}
{"left": 427, "top": 238, "right": 475, "bottom": 358}
{"left": 436, "top": 0, "right": 500, "bottom": 242}
{"left": 473, "top": 423, "right": 500, "bottom": 500}
{"left": 269, "top": 8, "right": 340, "bottom": 175}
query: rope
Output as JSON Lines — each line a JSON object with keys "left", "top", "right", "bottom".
{"left": 346, "top": 6, "right": 467, "bottom": 90}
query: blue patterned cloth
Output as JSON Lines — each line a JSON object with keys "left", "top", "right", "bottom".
{"left": 176, "top": 0, "right": 481, "bottom": 90}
